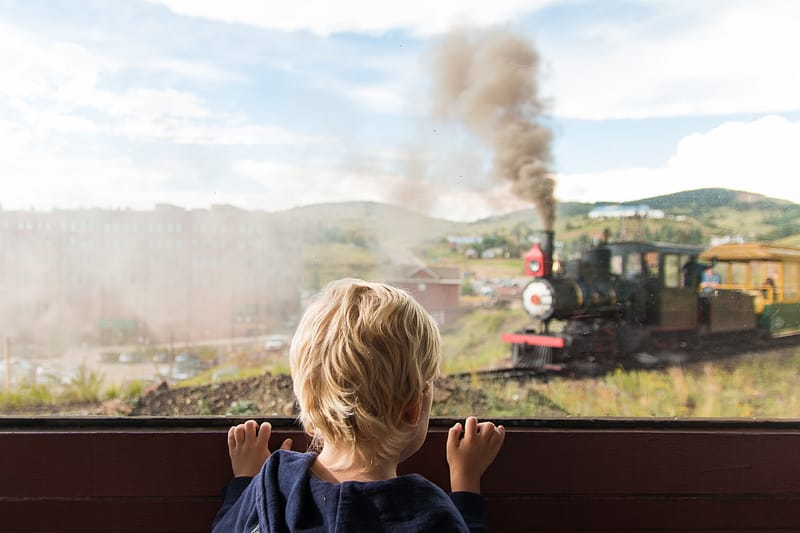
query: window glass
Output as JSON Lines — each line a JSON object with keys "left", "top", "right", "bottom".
{"left": 731, "top": 262, "right": 747, "bottom": 286}
{"left": 625, "top": 253, "right": 642, "bottom": 279}
{"left": 0, "top": 3, "right": 798, "bottom": 420}
{"left": 785, "top": 263, "right": 798, "bottom": 298}
{"left": 645, "top": 252, "right": 659, "bottom": 278}
{"left": 664, "top": 254, "right": 680, "bottom": 288}
{"left": 766, "top": 262, "right": 781, "bottom": 282}
{"left": 749, "top": 261, "right": 762, "bottom": 287}
{"left": 611, "top": 255, "right": 623, "bottom": 276}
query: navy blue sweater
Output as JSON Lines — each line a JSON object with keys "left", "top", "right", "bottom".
{"left": 212, "top": 450, "right": 489, "bottom": 532}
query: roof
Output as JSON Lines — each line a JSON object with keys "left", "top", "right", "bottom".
{"left": 700, "top": 242, "right": 800, "bottom": 262}
{"left": 391, "top": 265, "right": 461, "bottom": 284}
{"left": 606, "top": 241, "right": 705, "bottom": 255}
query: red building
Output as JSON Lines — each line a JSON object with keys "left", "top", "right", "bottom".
{"left": 389, "top": 265, "right": 462, "bottom": 324}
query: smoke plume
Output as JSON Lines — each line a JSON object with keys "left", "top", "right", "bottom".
{"left": 431, "top": 28, "right": 556, "bottom": 229}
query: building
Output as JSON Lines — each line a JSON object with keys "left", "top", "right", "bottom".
{"left": 0, "top": 205, "right": 303, "bottom": 347}
{"left": 588, "top": 204, "right": 665, "bottom": 220}
{"left": 388, "top": 265, "right": 462, "bottom": 324}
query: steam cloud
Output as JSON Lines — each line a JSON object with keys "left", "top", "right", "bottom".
{"left": 431, "top": 28, "right": 556, "bottom": 229}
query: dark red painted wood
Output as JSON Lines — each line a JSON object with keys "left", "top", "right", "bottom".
{"left": 3, "top": 419, "right": 800, "bottom": 532}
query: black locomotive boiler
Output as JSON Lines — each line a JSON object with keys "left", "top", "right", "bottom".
{"left": 501, "top": 232, "right": 756, "bottom": 371}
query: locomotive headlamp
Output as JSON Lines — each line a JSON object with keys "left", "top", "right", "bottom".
{"left": 522, "top": 279, "right": 555, "bottom": 320}
{"left": 529, "top": 260, "right": 541, "bottom": 273}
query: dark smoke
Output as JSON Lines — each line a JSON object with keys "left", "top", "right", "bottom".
{"left": 431, "top": 28, "right": 556, "bottom": 229}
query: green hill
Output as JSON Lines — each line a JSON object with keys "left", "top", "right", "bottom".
{"left": 468, "top": 188, "right": 798, "bottom": 244}
{"left": 632, "top": 188, "right": 793, "bottom": 212}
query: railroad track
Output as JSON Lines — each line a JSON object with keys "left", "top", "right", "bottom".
{"left": 448, "top": 335, "right": 800, "bottom": 386}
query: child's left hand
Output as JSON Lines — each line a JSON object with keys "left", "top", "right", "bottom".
{"left": 228, "top": 420, "right": 293, "bottom": 477}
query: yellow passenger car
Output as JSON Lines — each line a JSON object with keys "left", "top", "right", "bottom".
{"left": 700, "top": 243, "right": 800, "bottom": 338}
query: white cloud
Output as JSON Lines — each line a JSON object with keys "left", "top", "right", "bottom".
{"left": 145, "top": 58, "right": 247, "bottom": 83}
{"left": 0, "top": 17, "right": 323, "bottom": 145}
{"left": 547, "top": 0, "right": 800, "bottom": 118}
{"left": 138, "top": 0, "right": 800, "bottom": 118}
{"left": 0, "top": 21, "right": 115, "bottom": 100}
{"left": 0, "top": 19, "right": 243, "bottom": 96}
{"left": 350, "top": 86, "right": 406, "bottom": 114}
{"left": 142, "top": 0, "right": 554, "bottom": 36}
{"left": 0, "top": 17, "right": 335, "bottom": 210}
{"left": 556, "top": 115, "right": 800, "bottom": 203}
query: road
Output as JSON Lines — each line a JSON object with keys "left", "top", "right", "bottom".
{"left": 19, "top": 334, "right": 284, "bottom": 388}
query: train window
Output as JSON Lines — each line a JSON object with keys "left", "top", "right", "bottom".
{"left": 747, "top": 260, "right": 787, "bottom": 298}
{"left": 770, "top": 262, "right": 782, "bottom": 284}
{"left": 664, "top": 254, "right": 680, "bottom": 288}
{"left": 731, "top": 262, "right": 747, "bottom": 286}
{"left": 625, "top": 253, "right": 642, "bottom": 279}
{"left": 785, "top": 263, "right": 799, "bottom": 298}
{"left": 645, "top": 252, "right": 659, "bottom": 279}
{"left": 749, "top": 263, "right": 763, "bottom": 287}
{"left": 611, "top": 255, "right": 624, "bottom": 277}
{"left": 2, "top": 3, "right": 798, "bottom": 422}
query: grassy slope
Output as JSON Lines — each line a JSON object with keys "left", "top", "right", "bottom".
{"left": 440, "top": 307, "right": 530, "bottom": 373}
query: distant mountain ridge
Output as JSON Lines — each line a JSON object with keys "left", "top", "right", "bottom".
{"left": 278, "top": 188, "right": 794, "bottom": 228}
{"left": 475, "top": 188, "right": 796, "bottom": 226}
{"left": 276, "top": 188, "right": 800, "bottom": 250}
{"left": 625, "top": 188, "right": 794, "bottom": 212}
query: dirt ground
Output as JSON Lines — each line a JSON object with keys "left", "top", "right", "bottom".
{"left": 126, "top": 374, "right": 499, "bottom": 417}
{"left": 6, "top": 363, "right": 564, "bottom": 418}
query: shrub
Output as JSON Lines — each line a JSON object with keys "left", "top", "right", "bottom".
{"left": 60, "top": 362, "right": 104, "bottom": 404}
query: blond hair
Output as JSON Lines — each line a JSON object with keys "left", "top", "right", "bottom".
{"left": 289, "top": 278, "right": 440, "bottom": 467}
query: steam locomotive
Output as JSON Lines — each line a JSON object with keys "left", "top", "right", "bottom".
{"left": 502, "top": 232, "right": 800, "bottom": 371}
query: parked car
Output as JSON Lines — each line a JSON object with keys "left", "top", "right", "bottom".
{"left": 170, "top": 352, "right": 207, "bottom": 381}
{"left": 174, "top": 352, "right": 200, "bottom": 366}
{"left": 118, "top": 352, "right": 140, "bottom": 364}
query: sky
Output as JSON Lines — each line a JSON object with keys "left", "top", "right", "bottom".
{"left": 1, "top": 0, "right": 799, "bottom": 221}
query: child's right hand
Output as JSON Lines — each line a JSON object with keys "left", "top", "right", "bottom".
{"left": 228, "top": 420, "right": 293, "bottom": 477}
{"left": 446, "top": 416, "right": 505, "bottom": 494}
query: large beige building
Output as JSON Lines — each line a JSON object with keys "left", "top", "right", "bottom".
{"left": 0, "top": 204, "right": 303, "bottom": 348}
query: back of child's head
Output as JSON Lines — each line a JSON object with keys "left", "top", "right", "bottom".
{"left": 289, "top": 278, "right": 441, "bottom": 467}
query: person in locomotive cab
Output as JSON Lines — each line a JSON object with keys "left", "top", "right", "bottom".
{"left": 700, "top": 258, "right": 722, "bottom": 295}
{"left": 681, "top": 255, "right": 701, "bottom": 288}
{"left": 212, "top": 279, "right": 505, "bottom": 533}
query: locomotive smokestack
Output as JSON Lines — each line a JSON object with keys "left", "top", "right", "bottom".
{"left": 430, "top": 28, "right": 556, "bottom": 229}
{"left": 542, "top": 230, "right": 554, "bottom": 267}
{"left": 540, "top": 230, "right": 554, "bottom": 277}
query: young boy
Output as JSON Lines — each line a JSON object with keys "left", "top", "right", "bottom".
{"left": 212, "top": 279, "right": 505, "bottom": 532}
